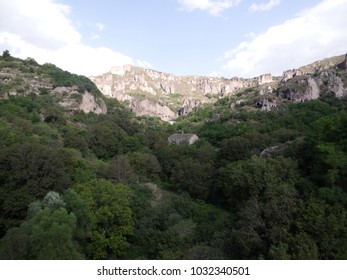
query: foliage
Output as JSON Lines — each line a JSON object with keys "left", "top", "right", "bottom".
{"left": 39, "top": 63, "right": 102, "bottom": 96}
{"left": 0, "top": 192, "right": 83, "bottom": 259}
{"left": 73, "top": 180, "right": 133, "bottom": 259}
{"left": 0, "top": 142, "right": 71, "bottom": 223}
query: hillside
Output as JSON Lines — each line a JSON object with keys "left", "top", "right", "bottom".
{"left": 90, "top": 65, "right": 264, "bottom": 121}
{"left": 0, "top": 50, "right": 347, "bottom": 260}
{"left": 91, "top": 54, "right": 347, "bottom": 121}
{"left": 0, "top": 51, "right": 107, "bottom": 115}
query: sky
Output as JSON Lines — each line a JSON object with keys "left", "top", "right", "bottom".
{"left": 0, "top": 0, "right": 347, "bottom": 78}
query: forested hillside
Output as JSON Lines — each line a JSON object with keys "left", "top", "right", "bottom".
{"left": 0, "top": 52, "right": 346, "bottom": 260}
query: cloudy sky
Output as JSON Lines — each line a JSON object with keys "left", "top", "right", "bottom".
{"left": 0, "top": 0, "right": 346, "bottom": 77}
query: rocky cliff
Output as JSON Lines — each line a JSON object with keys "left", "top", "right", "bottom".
{"left": 90, "top": 65, "right": 260, "bottom": 121}
{"left": 90, "top": 54, "right": 347, "bottom": 120}
{"left": 54, "top": 87, "right": 107, "bottom": 115}
{"left": 277, "top": 53, "right": 346, "bottom": 100}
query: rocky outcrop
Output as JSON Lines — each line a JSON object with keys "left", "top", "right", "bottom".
{"left": 327, "top": 74, "right": 346, "bottom": 98}
{"left": 258, "top": 73, "right": 272, "bottom": 85}
{"left": 281, "top": 69, "right": 303, "bottom": 82}
{"left": 0, "top": 62, "right": 107, "bottom": 115}
{"left": 256, "top": 98, "right": 277, "bottom": 111}
{"left": 306, "top": 77, "right": 320, "bottom": 100}
{"left": 130, "top": 99, "right": 176, "bottom": 121}
{"left": 90, "top": 53, "right": 347, "bottom": 120}
{"left": 259, "top": 85, "right": 273, "bottom": 95}
{"left": 168, "top": 133, "right": 199, "bottom": 145}
{"left": 91, "top": 65, "right": 257, "bottom": 98}
{"left": 178, "top": 99, "right": 202, "bottom": 116}
{"left": 300, "top": 54, "right": 346, "bottom": 74}
{"left": 79, "top": 91, "right": 107, "bottom": 115}
{"left": 54, "top": 87, "right": 107, "bottom": 115}
{"left": 341, "top": 54, "right": 347, "bottom": 70}
{"left": 277, "top": 76, "right": 320, "bottom": 102}
{"left": 90, "top": 65, "right": 258, "bottom": 120}
{"left": 277, "top": 66, "right": 347, "bottom": 102}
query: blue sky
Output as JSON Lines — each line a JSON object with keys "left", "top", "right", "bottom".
{"left": 1, "top": 0, "right": 346, "bottom": 78}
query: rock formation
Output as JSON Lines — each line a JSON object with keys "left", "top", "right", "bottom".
{"left": 90, "top": 65, "right": 257, "bottom": 120}
{"left": 168, "top": 133, "right": 199, "bottom": 145}
{"left": 90, "top": 53, "right": 347, "bottom": 120}
{"left": 256, "top": 98, "right": 277, "bottom": 111}
{"left": 281, "top": 69, "right": 303, "bottom": 82}
{"left": 54, "top": 86, "right": 107, "bottom": 114}
{"left": 338, "top": 53, "right": 347, "bottom": 70}
{"left": 0, "top": 64, "right": 107, "bottom": 115}
{"left": 178, "top": 99, "right": 202, "bottom": 116}
{"left": 259, "top": 85, "right": 273, "bottom": 95}
{"left": 258, "top": 73, "right": 272, "bottom": 85}
{"left": 277, "top": 76, "right": 320, "bottom": 102}
{"left": 130, "top": 99, "right": 176, "bottom": 121}
{"left": 327, "top": 73, "right": 346, "bottom": 97}
{"left": 91, "top": 65, "right": 257, "bottom": 98}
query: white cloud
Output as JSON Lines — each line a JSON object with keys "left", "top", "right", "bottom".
{"left": 249, "top": 0, "right": 281, "bottom": 12}
{"left": 177, "top": 0, "right": 241, "bottom": 16}
{"left": 0, "top": 0, "right": 80, "bottom": 49}
{"left": 0, "top": 32, "right": 133, "bottom": 76}
{"left": 223, "top": 0, "right": 347, "bottom": 77}
{"left": 90, "top": 33, "right": 100, "bottom": 40}
{"left": 95, "top": 22, "right": 105, "bottom": 31}
{"left": 0, "top": 0, "right": 133, "bottom": 76}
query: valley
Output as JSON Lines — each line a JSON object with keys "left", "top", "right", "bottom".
{"left": 0, "top": 50, "right": 347, "bottom": 260}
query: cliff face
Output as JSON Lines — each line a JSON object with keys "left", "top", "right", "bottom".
{"left": 93, "top": 65, "right": 256, "bottom": 97}
{"left": 90, "top": 54, "right": 347, "bottom": 120}
{"left": 277, "top": 68, "right": 347, "bottom": 102}
{"left": 90, "top": 65, "right": 258, "bottom": 121}
{"left": 277, "top": 76, "right": 320, "bottom": 102}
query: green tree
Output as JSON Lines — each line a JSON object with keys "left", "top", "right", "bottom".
{"left": 217, "top": 156, "right": 299, "bottom": 210}
{"left": 0, "top": 142, "right": 71, "bottom": 222}
{"left": 170, "top": 157, "right": 214, "bottom": 200}
{"left": 0, "top": 192, "right": 83, "bottom": 259}
{"left": 296, "top": 197, "right": 347, "bottom": 259}
{"left": 63, "top": 129, "right": 88, "bottom": 152}
{"left": 127, "top": 152, "right": 161, "bottom": 181}
{"left": 1, "top": 50, "right": 11, "bottom": 60}
{"left": 73, "top": 179, "right": 133, "bottom": 259}
{"left": 87, "top": 120, "right": 129, "bottom": 159}
{"left": 106, "top": 154, "right": 135, "bottom": 184}
{"left": 63, "top": 189, "right": 92, "bottom": 253}
{"left": 219, "top": 132, "right": 270, "bottom": 164}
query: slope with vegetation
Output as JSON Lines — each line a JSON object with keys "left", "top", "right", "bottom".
{"left": 0, "top": 51, "right": 346, "bottom": 260}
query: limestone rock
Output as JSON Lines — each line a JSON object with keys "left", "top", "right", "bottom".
{"left": 277, "top": 76, "right": 320, "bottom": 102}
{"left": 258, "top": 73, "right": 272, "bottom": 85}
{"left": 79, "top": 91, "right": 107, "bottom": 115}
{"left": 328, "top": 74, "right": 346, "bottom": 97}
{"left": 90, "top": 65, "right": 260, "bottom": 121}
{"left": 306, "top": 77, "right": 320, "bottom": 100}
{"left": 52, "top": 86, "right": 107, "bottom": 115}
{"left": 178, "top": 99, "right": 202, "bottom": 116}
{"left": 168, "top": 133, "right": 199, "bottom": 145}
{"left": 259, "top": 85, "right": 273, "bottom": 95}
{"left": 130, "top": 99, "right": 176, "bottom": 121}
{"left": 281, "top": 69, "right": 303, "bottom": 82}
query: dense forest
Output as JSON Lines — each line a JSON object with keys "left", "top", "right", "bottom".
{"left": 0, "top": 52, "right": 346, "bottom": 260}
